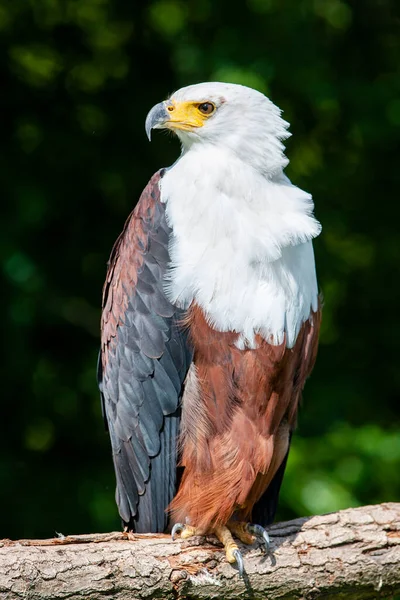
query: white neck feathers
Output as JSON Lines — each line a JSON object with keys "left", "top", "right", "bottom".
{"left": 160, "top": 145, "right": 321, "bottom": 348}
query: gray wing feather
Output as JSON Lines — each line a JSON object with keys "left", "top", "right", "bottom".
{"left": 99, "top": 171, "right": 192, "bottom": 531}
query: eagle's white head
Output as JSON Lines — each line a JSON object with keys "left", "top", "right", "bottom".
{"left": 145, "top": 82, "right": 291, "bottom": 176}
{"left": 145, "top": 82, "right": 320, "bottom": 349}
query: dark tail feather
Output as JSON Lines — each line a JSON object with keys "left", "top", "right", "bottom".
{"left": 252, "top": 440, "right": 291, "bottom": 526}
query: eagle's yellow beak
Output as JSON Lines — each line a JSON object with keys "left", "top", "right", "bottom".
{"left": 145, "top": 100, "right": 209, "bottom": 140}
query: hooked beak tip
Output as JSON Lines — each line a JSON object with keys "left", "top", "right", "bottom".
{"left": 145, "top": 101, "right": 168, "bottom": 142}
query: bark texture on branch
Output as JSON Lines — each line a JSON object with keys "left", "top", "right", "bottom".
{"left": 1, "top": 503, "right": 399, "bottom": 600}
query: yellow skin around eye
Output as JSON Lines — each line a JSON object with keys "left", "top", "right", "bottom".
{"left": 164, "top": 100, "right": 212, "bottom": 131}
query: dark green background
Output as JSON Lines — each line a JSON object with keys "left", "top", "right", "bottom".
{"left": 1, "top": 0, "right": 399, "bottom": 541}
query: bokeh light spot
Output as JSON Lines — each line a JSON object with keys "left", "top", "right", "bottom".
{"left": 149, "top": 1, "right": 187, "bottom": 37}
{"left": 25, "top": 418, "right": 55, "bottom": 452}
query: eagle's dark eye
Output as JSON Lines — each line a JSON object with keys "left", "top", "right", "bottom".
{"left": 198, "top": 102, "right": 216, "bottom": 115}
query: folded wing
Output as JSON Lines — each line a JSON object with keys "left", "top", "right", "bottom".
{"left": 99, "top": 170, "right": 192, "bottom": 532}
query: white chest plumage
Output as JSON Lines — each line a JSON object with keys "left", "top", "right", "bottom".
{"left": 160, "top": 146, "right": 321, "bottom": 348}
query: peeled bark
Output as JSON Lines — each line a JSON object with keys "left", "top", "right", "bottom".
{"left": 1, "top": 503, "right": 399, "bottom": 599}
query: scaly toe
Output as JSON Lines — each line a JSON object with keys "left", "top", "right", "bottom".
{"left": 214, "top": 525, "right": 245, "bottom": 576}
{"left": 227, "top": 520, "right": 254, "bottom": 545}
{"left": 225, "top": 540, "right": 240, "bottom": 564}
{"left": 180, "top": 525, "right": 198, "bottom": 539}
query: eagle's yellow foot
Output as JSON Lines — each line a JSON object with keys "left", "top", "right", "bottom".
{"left": 214, "top": 525, "right": 244, "bottom": 576}
{"left": 171, "top": 522, "right": 244, "bottom": 576}
{"left": 228, "top": 521, "right": 270, "bottom": 553}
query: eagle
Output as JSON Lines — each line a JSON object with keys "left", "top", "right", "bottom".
{"left": 98, "top": 82, "right": 321, "bottom": 574}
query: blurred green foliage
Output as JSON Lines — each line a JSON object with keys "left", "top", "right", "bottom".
{"left": 1, "top": 0, "right": 399, "bottom": 541}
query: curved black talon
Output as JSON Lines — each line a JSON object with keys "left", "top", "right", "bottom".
{"left": 247, "top": 523, "right": 270, "bottom": 552}
{"left": 171, "top": 522, "right": 184, "bottom": 541}
{"left": 232, "top": 549, "right": 244, "bottom": 577}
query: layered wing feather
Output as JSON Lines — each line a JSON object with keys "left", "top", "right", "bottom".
{"left": 99, "top": 170, "right": 192, "bottom": 532}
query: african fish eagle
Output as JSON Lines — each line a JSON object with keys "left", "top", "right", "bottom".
{"left": 98, "top": 82, "right": 321, "bottom": 574}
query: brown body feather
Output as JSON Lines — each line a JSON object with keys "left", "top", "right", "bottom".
{"left": 170, "top": 304, "right": 321, "bottom": 531}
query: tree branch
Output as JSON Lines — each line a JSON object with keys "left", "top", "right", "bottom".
{"left": 1, "top": 503, "right": 399, "bottom": 599}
